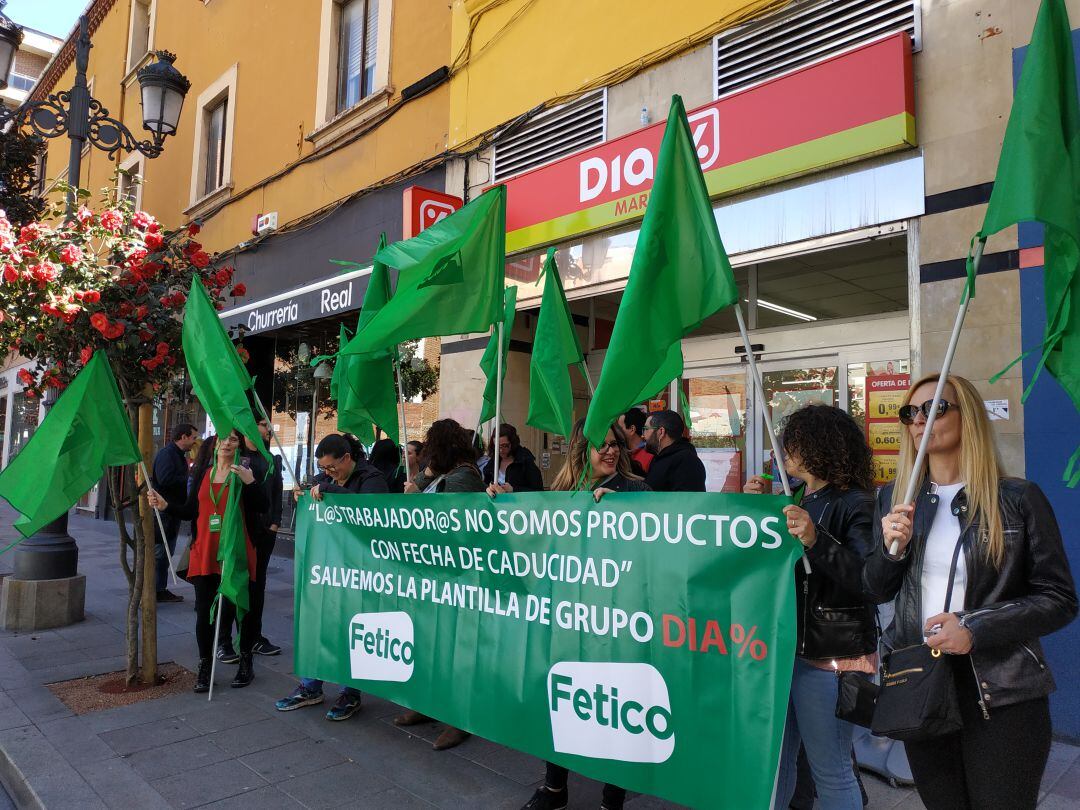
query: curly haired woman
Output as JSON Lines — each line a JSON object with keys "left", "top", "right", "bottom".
{"left": 744, "top": 404, "right": 878, "bottom": 810}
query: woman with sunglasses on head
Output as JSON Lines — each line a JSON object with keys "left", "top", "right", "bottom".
{"left": 516, "top": 418, "right": 647, "bottom": 810}
{"left": 743, "top": 404, "right": 877, "bottom": 810}
{"left": 864, "top": 373, "right": 1077, "bottom": 810}
{"left": 148, "top": 429, "right": 267, "bottom": 692}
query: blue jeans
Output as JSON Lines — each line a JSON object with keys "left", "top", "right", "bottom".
{"left": 300, "top": 678, "right": 361, "bottom": 700}
{"left": 774, "top": 658, "right": 862, "bottom": 810}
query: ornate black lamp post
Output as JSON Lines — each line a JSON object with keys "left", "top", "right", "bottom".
{"left": 0, "top": 6, "right": 190, "bottom": 583}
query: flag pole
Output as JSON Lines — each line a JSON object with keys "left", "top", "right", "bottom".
{"left": 139, "top": 461, "right": 179, "bottom": 587}
{"left": 577, "top": 361, "right": 596, "bottom": 399}
{"left": 890, "top": 239, "right": 985, "bottom": 554}
{"left": 395, "top": 348, "right": 411, "bottom": 463}
{"left": 735, "top": 304, "right": 811, "bottom": 575}
{"left": 208, "top": 593, "right": 223, "bottom": 701}
{"left": 494, "top": 321, "right": 504, "bottom": 478}
{"left": 252, "top": 393, "right": 298, "bottom": 488}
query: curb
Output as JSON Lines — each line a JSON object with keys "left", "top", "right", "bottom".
{"left": 0, "top": 736, "right": 44, "bottom": 810}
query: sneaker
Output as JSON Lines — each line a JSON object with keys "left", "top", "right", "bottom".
{"left": 275, "top": 686, "right": 324, "bottom": 712}
{"left": 252, "top": 638, "right": 281, "bottom": 656}
{"left": 521, "top": 787, "right": 568, "bottom": 810}
{"left": 216, "top": 642, "right": 239, "bottom": 664}
{"left": 157, "top": 589, "right": 184, "bottom": 603}
{"left": 325, "top": 692, "right": 362, "bottom": 721}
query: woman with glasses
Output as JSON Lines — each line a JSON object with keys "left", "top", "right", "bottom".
{"left": 744, "top": 404, "right": 877, "bottom": 810}
{"left": 865, "top": 373, "right": 1077, "bottom": 810}
{"left": 483, "top": 423, "right": 545, "bottom": 494}
{"left": 519, "top": 418, "right": 647, "bottom": 810}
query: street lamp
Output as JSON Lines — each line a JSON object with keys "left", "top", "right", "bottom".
{"left": 0, "top": 11, "right": 191, "bottom": 215}
{"left": 0, "top": 9, "right": 190, "bottom": 584}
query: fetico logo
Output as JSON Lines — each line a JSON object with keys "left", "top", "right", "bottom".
{"left": 548, "top": 662, "right": 675, "bottom": 763}
{"left": 348, "top": 611, "right": 415, "bottom": 682}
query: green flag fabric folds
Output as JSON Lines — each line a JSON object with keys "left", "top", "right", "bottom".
{"left": 332, "top": 236, "right": 399, "bottom": 443}
{"left": 583, "top": 95, "right": 739, "bottom": 448}
{"left": 183, "top": 278, "right": 270, "bottom": 465}
{"left": 981, "top": 0, "right": 1080, "bottom": 486}
{"left": 216, "top": 458, "right": 251, "bottom": 619}
{"left": 527, "top": 249, "right": 586, "bottom": 439}
{"left": 478, "top": 285, "right": 517, "bottom": 426}
{"left": 342, "top": 186, "right": 506, "bottom": 356}
{"left": 0, "top": 351, "right": 140, "bottom": 538}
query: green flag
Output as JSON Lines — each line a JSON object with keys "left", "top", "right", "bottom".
{"left": 982, "top": 0, "right": 1080, "bottom": 486}
{"left": 216, "top": 453, "right": 250, "bottom": 620}
{"left": 332, "top": 235, "right": 400, "bottom": 443}
{"left": 478, "top": 285, "right": 517, "bottom": 426}
{"left": 0, "top": 352, "right": 140, "bottom": 538}
{"left": 341, "top": 186, "right": 506, "bottom": 356}
{"left": 182, "top": 278, "right": 270, "bottom": 465}
{"left": 583, "top": 95, "right": 738, "bottom": 448}
{"left": 527, "top": 249, "right": 586, "bottom": 438}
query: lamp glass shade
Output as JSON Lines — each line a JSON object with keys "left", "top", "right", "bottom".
{"left": 140, "top": 82, "right": 185, "bottom": 136}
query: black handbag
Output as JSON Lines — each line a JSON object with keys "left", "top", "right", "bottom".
{"left": 870, "top": 534, "right": 966, "bottom": 742}
{"left": 836, "top": 671, "right": 878, "bottom": 728}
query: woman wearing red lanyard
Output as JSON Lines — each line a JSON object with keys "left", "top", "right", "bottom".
{"left": 150, "top": 429, "right": 267, "bottom": 692}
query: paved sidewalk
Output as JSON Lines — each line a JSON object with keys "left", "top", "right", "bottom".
{"left": 0, "top": 506, "right": 1076, "bottom": 809}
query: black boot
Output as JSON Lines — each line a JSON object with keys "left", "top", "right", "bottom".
{"left": 231, "top": 653, "right": 254, "bottom": 688}
{"left": 194, "top": 658, "right": 211, "bottom": 693}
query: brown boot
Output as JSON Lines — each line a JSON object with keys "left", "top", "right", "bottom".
{"left": 433, "top": 726, "right": 470, "bottom": 750}
{"left": 393, "top": 710, "right": 433, "bottom": 726}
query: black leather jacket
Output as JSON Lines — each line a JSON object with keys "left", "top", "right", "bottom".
{"left": 864, "top": 478, "right": 1078, "bottom": 713}
{"left": 797, "top": 485, "right": 879, "bottom": 659}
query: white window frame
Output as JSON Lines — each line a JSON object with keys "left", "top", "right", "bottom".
{"left": 118, "top": 151, "right": 145, "bottom": 210}
{"left": 125, "top": 0, "right": 157, "bottom": 75}
{"left": 309, "top": 0, "right": 392, "bottom": 150}
{"left": 186, "top": 64, "right": 238, "bottom": 213}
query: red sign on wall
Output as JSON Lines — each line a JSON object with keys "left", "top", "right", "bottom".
{"left": 498, "top": 33, "right": 915, "bottom": 254}
{"left": 402, "top": 186, "right": 463, "bottom": 240}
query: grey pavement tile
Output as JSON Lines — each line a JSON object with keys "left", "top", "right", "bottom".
{"left": 0, "top": 632, "right": 72, "bottom": 659}
{"left": 74, "top": 756, "right": 172, "bottom": 810}
{"left": 207, "top": 717, "right": 309, "bottom": 758}
{"left": 180, "top": 700, "right": 275, "bottom": 735}
{"left": 350, "top": 787, "right": 437, "bottom": 808}
{"left": 1040, "top": 794, "right": 1080, "bottom": 809}
{"left": 452, "top": 735, "right": 544, "bottom": 786}
{"left": 890, "top": 792, "right": 928, "bottom": 810}
{"left": 5, "top": 684, "right": 74, "bottom": 723}
{"left": 277, "top": 761, "right": 394, "bottom": 808}
{"left": 239, "top": 739, "right": 348, "bottom": 784}
{"left": 151, "top": 758, "right": 268, "bottom": 808}
{"left": 81, "top": 692, "right": 194, "bottom": 734}
{"left": 0, "top": 693, "right": 13, "bottom": 711}
{"left": 861, "top": 773, "right": 915, "bottom": 809}
{"left": 126, "top": 735, "right": 229, "bottom": 781}
{"left": 99, "top": 716, "right": 199, "bottom": 756}
{"left": 0, "top": 705, "right": 31, "bottom": 731}
{"left": 199, "top": 785, "right": 305, "bottom": 809}
{"left": 29, "top": 655, "right": 130, "bottom": 685}
{"left": 12, "top": 771, "right": 108, "bottom": 810}
{"left": 20, "top": 646, "right": 100, "bottom": 671}
{"left": 37, "top": 715, "right": 117, "bottom": 766}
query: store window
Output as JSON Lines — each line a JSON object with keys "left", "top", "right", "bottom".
{"left": 685, "top": 373, "right": 747, "bottom": 493}
{"left": 7, "top": 390, "right": 39, "bottom": 463}
{"left": 336, "top": 0, "right": 379, "bottom": 114}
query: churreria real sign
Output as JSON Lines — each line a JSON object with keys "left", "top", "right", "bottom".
{"left": 294, "top": 491, "right": 805, "bottom": 808}
{"left": 497, "top": 32, "right": 916, "bottom": 254}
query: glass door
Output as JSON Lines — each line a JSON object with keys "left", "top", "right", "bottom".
{"left": 682, "top": 368, "right": 750, "bottom": 492}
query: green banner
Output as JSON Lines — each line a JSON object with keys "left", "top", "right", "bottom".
{"left": 295, "top": 492, "right": 802, "bottom": 808}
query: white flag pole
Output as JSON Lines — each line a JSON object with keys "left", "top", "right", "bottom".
{"left": 139, "top": 461, "right": 179, "bottom": 587}
{"left": 208, "top": 593, "right": 223, "bottom": 701}
{"left": 251, "top": 393, "right": 298, "bottom": 489}
{"left": 890, "top": 239, "right": 984, "bottom": 554}
{"left": 395, "top": 349, "right": 410, "bottom": 457}
{"left": 494, "top": 321, "right": 505, "bottom": 478}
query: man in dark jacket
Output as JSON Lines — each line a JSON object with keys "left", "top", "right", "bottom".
{"left": 643, "top": 410, "right": 706, "bottom": 492}
{"left": 151, "top": 423, "right": 198, "bottom": 603}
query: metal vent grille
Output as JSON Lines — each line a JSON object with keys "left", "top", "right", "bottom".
{"left": 492, "top": 90, "right": 606, "bottom": 182}
{"left": 715, "top": 0, "right": 920, "bottom": 98}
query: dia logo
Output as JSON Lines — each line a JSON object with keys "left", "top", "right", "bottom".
{"left": 548, "top": 662, "right": 674, "bottom": 763}
{"left": 349, "top": 611, "right": 415, "bottom": 682}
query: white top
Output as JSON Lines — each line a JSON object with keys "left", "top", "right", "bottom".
{"left": 920, "top": 482, "right": 967, "bottom": 633}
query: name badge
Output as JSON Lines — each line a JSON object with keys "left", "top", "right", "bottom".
{"left": 208, "top": 513, "right": 222, "bottom": 533}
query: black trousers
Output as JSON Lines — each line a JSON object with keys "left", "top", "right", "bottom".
{"left": 904, "top": 656, "right": 1051, "bottom": 810}
{"left": 545, "top": 762, "right": 625, "bottom": 806}
{"left": 192, "top": 575, "right": 257, "bottom": 658}
{"left": 226, "top": 529, "right": 276, "bottom": 644}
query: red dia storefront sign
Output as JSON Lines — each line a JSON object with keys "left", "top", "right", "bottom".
{"left": 499, "top": 33, "right": 915, "bottom": 254}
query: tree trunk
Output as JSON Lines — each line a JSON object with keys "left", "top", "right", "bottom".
{"left": 109, "top": 467, "right": 141, "bottom": 686}
{"left": 137, "top": 401, "right": 158, "bottom": 685}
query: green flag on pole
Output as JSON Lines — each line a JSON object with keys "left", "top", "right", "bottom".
{"left": 182, "top": 278, "right": 271, "bottom": 465}
{"left": 982, "top": 0, "right": 1080, "bottom": 486}
{"left": 341, "top": 186, "right": 506, "bottom": 356}
{"left": 332, "top": 235, "right": 400, "bottom": 442}
{"left": 478, "top": 285, "right": 517, "bottom": 426}
{"left": 527, "top": 249, "right": 586, "bottom": 439}
{"left": 216, "top": 454, "right": 250, "bottom": 619}
{"left": 0, "top": 351, "right": 140, "bottom": 539}
{"left": 583, "top": 95, "right": 738, "bottom": 448}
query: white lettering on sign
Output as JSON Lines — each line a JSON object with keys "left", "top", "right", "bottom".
{"left": 577, "top": 109, "right": 720, "bottom": 204}
{"left": 247, "top": 301, "right": 299, "bottom": 332}
{"left": 320, "top": 283, "right": 353, "bottom": 314}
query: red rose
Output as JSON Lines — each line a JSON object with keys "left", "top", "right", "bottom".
{"left": 17, "top": 368, "right": 33, "bottom": 385}
{"left": 136, "top": 282, "right": 149, "bottom": 296}
{"left": 141, "top": 261, "right": 163, "bottom": 277}
{"left": 184, "top": 241, "right": 203, "bottom": 257}
{"left": 136, "top": 304, "right": 149, "bottom": 320}
{"left": 156, "top": 342, "right": 169, "bottom": 356}
{"left": 230, "top": 283, "right": 247, "bottom": 296}
{"left": 59, "top": 244, "right": 83, "bottom": 265}
{"left": 117, "top": 302, "right": 133, "bottom": 317}
{"left": 144, "top": 232, "right": 164, "bottom": 251}
{"left": 81, "top": 290, "right": 101, "bottom": 304}
{"left": 104, "top": 322, "right": 125, "bottom": 340}
{"left": 187, "top": 223, "right": 201, "bottom": 236}
{"left": 215, "top": 268, "right": 232, "bottom": 286}
{"left": 139, "top": 329, "right": 154, "bottom": 341}
{"left": 79, "top": 347, "right": 93, "bottom": 366}
{"left": 18, "top": 223, "right": 41, "bottom": 244}
{"left": 192, "top": 250, "right": 210, "bottom": 268}
{"left": 75, "top": 207, "right": 94, "bottom": 227}
{"left": 90, "top": 312, "right": 109, "bottom": 333}
{"left": 132, "top": 211, "right": 155, "bottom": 231}
{"left": 2, "top": 264, "right": 17, "bottom": 283}
{"left": 100, "top": 209, "right": 123, "bottom": 233}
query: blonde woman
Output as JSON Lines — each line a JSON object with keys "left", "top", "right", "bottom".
{"left": 864, "top": 373, "right": 1077, "bottom": 810}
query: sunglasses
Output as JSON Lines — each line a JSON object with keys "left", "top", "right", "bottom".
{"left": 898, "top": 400, "right": 956, "bottom": 425}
